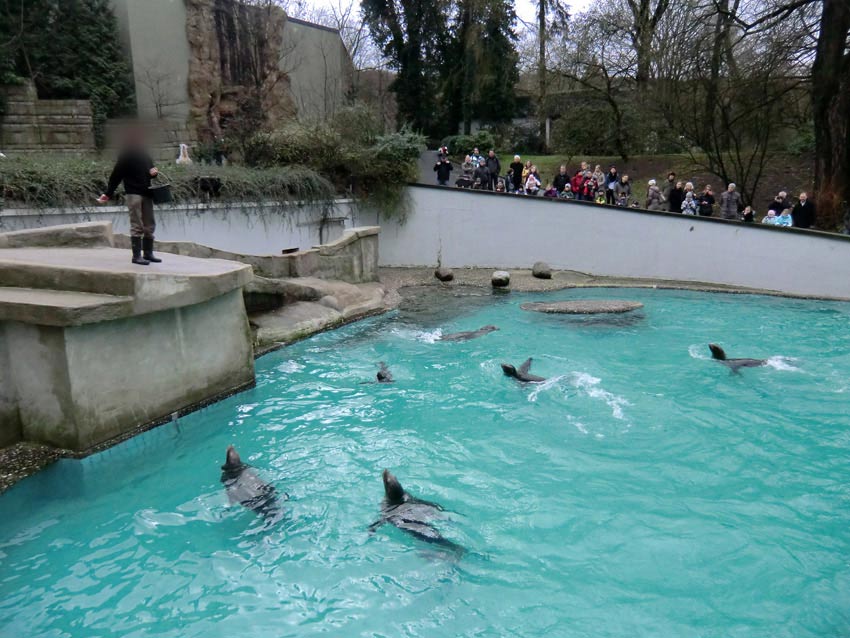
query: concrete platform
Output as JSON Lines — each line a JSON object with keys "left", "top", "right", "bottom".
{"left": 0, "top": 247, "right": 252, "bottom": 317}
{"left": 0, "top": 222, "right": 256, "bottom": 453}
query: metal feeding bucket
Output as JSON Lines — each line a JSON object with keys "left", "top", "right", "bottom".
{"left": 148, "top": 171, "right": 173, "bottom": 205}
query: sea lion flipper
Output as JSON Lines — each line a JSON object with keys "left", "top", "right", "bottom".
{"left": 519, "top": 358, "right": 533, "bottom": 375}
{"left": 368, "top": 519, "right": 385, "bottom": 533}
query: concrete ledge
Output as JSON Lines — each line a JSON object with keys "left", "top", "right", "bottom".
{"left": 113, "top": 225, "right": 380, "bottom": 283}
{"left": 0, "top": 221, "right": 114, "bottom": 249}
{"left": 0, "top": 287, "right": 134, "bottom": 327}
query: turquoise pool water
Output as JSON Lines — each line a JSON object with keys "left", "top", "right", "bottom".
{"left": 2, "top": 287, "right": 850, "bottom": 638}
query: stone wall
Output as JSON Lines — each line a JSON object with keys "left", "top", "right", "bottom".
{"left": 0, "top": 83, "right": 95, "bottom": 155}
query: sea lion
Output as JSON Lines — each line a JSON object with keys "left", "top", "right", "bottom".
{"left": 220, "top": 445, "right": 281, "bottom": 520}
{"left": 438, "top": 325, "right": 499, "bottom": 342}
{"left": 377, "top": 362, "right": 393, "bottom": 383}
{"left": 501, "top": 358, "right": 546, "bottom": 383}
{"left": 708, "top": 343, "right": 767, "bottom": 372}
{"left": 368, "top": 469, "right": 462, "bottom": 553}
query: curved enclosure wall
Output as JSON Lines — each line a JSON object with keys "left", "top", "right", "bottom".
{"left": 0, "top": 201, "right": 352, "bottom": 255}
{"left": 353, "top": 186, "right": 850, "bottom": 300}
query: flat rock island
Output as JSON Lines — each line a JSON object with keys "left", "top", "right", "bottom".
{"left": 520, "top": 300, "right": 644, "bottom": 314}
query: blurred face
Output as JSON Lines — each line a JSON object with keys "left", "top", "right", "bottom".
{"left": 473, "top": 148, "right": 479, "bottom": 155}
{"left": 581, "top": 162, "right": 588, "bottom": 170}
{"left": 559, "top": 165, "right": 566, "bottom": 174}
{"left": 728, "top": 184, "right": 735, "bottom": 192}
{"left": 676, "top": 181, "right": 683, "bottom": 188}
{"left": 489, "top": 150, "right": 495, "bottom": 157}
{"left": 800, "top": 192, "right": 807, "bottom": 202}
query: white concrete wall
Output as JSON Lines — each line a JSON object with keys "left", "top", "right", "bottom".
{"left": 353, "top": 186, "right": 850, "bottom": 300}
{"left": 0, "top": 201, "right": 353, "bottom": 255}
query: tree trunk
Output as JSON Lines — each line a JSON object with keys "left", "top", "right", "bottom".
{"left": 538, "top": 0, "right": 547, "bottom": 150}
{"left": 812, "top": 0, "right": 850, "bottom": 231}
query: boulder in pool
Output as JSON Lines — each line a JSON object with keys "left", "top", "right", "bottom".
{"left": 521, "top": 300, "right": 644, "bottom": 314}
{"left": 491, "top": 271, "right": 510, "bottom": 288}
{"left": 532, "top": 261, "right": 552, "bottom": 279}
{"left": 434, "top": 266, "right": 454, "bottom": 282}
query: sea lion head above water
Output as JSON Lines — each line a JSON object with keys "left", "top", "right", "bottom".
{"left": 382, "top": 469, "right": 406, "bottom": 504}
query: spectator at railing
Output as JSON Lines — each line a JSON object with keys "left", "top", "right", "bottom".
{"left": 742, "top": 206, "right": 755, "bottom": 223}
{"left": 697, "top": 185, "right": 715, "bottom": 216}
{"left": 614, "top": 174, "right": 632, "bottom": 205}
{"left": 576, "top": 161, "right": 589, "bottom": 176}
{"left": 681, "top": 191, "right": 699, "bottom": 215}
{"left": 433, "top": 155, "right": 453, "bottom": 186}
{"left": 461, "top": 155, "right": 474, "bottom": 177}
{"left": 646, "top": 179, "right": 665, "bottom": 211}
{"left": 509, "top": 155, "right": 523, "bottom": 192}
{"left": 553, "top": 165, "right": 570, "bottom": 195}
{"left": 762, "top": 210, "right": 778, "bottom": 225}
{"left": 522, "top": 160, "right": 532, "bottom": 185}
{"left": 792, "top": 192, "right": 815, "bottom": 228}
{"left": 485, "top": 150, "right": 501, "bottom": 191}
{"left": 719, "top": 183, "right": 742, "bottom": 220}
{"left": 604, "top": 165, "right": 618, "bottom": 204}
{"left": 684, "top": 181, "right": 695, "bottom": 200}
{"left": 592, "top": 165, "right": 605, "bottom": 192}
{"left": 570, "top": 171, "right": 585, "bottom": 199}
{"left": 470, "top": 147, "right": 483, "bottom": 166}
{"left": 525, "top": 171, "right": 541, "bottom": 195}
{"left": 768, "top": 191, "right": 789, "bottom": 215}
{"left": 663, "top": 172, "right": 677, "bottom": 204}
{"left": 581, "top": 171, "right": 598, "bottom": 201}
{"left": 776, "top": 208, "right": 794, "bottom": 227}
{"left": 473, "top": 159, "right": 489, "bottom": 189}
{"left": 669, "top": 180, "right": 684, "bottom": 213}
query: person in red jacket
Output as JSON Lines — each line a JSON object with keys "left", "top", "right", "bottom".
{"left": 571, "top": 172, "right": 585, "bottom": 199}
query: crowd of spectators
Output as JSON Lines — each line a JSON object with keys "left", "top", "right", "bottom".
{"left": 433, "top": 147, "right": 818, "bottom": 229}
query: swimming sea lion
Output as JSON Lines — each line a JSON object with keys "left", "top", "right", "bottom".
{"left": 377, "top": 362, "right": 393, "bottom": 383}
{"left": 708, "top": 343, "right": 767, "bottom": 372}
{"left": 438, "top": 325, "right": 499, "bottom": 342}
{"left": 501, "top": 358, "right": 546, "bottom": 383}
{"left": 220, "top": 445, "right": 281, "bottom": 520}
{"left": 369, "top": 469, "right": 462, "bottom": 552}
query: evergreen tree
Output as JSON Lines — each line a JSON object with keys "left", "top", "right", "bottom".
{"left": 361, "top": 0, "right": 451, "bottom": 134}
{"left": 441, "top": 0, "right": 519, "bottom": 136}
{"left": 1, "top": 0, "right": 135, "bottom": 146}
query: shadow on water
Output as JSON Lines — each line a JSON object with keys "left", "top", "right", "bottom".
{"left": 396, "top": 285, "right": 508, "bottom": 328}
{"left": 527, "top": 311, "right": 647, "bottom": 330}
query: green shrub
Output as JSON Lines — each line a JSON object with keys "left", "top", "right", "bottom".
{"left": 441, "top": 130, "right": 497, "bottom": 156}
{"left": 242, "top": 110, "right": 425, "bottom": 216}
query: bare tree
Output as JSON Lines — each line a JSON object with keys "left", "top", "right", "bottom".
{"left": 137, "top": 59, "right": 186, "bottom": 119}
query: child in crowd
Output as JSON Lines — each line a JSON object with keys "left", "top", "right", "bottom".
{"left": 594, "top": 191, "right": 606, "bottom": 204}
{"left": 681, "top": 191, "right": 698, "bottom": 214}
{"left": 543, "top": 183, "right": 558, "bottom": 198}
{"left": 762, "top": 210, "right": 777, "bottom": 225}
{"left": 525, "top": 172, "right": 541, "bottom": 195}
{"left": 742, "top": 206, "right": 755, "bottom": 223}
{"left": 776, "top": 208, "right": 793, "bottom": 227}
{"left": 495, "top": 178, "right": 506, "bottom": 193}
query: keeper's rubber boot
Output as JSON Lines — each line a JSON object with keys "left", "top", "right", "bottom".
{"left": 131, "top": 236, "right": 150, "bottom": 265}
{"left": 142, "top": 237, "right": 162, "bottom": 263}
